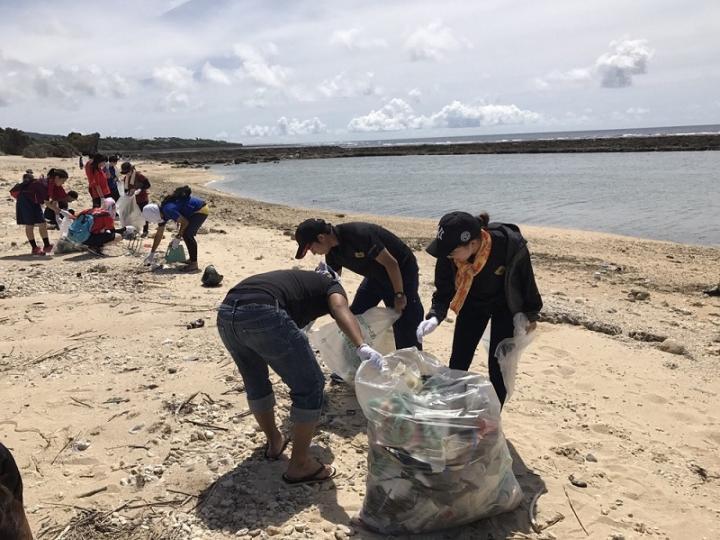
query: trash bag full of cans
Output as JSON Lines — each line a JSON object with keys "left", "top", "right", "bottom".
{"left": 355, "top": 348, "right": 523, "bottom": 534}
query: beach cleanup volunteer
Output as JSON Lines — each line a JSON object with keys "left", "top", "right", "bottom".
{"left": 12, "top": 170, "right": 54, "bottom": 255}
{"left": 120, "top": 161, "right": 151, "bottom": 236}
{"left": 0, "top": 442, "right": 33, "bottom": 540}
{"left": 84, "top": 153, "right": 111, "bottom": 208}
{"left": 142, "top": 186, "right": 208, "bottom": 271}
{"left": 294, "top": 219, "right": 424, "bottom": 350}
{"left": 217, "top": 269, "right": 384, "bottom": 485}
{"left": 417, "top": 211, "right": 542, "bottom": 405}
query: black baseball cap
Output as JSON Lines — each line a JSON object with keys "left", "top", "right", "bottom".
{"left": 426, "top": 211, "right": 482, "bottom": 258}
{"left": 294, "top": 218, "right": 331, "bottom": 259}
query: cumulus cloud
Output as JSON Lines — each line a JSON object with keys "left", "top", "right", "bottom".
{"left": 242, "top": 116, "right": 327, "bottom": 137}
{"left": 318, "top": 72, "right": 381, "bottom": 98}
{"left": 329, "top": 28, "right": 387, "bottom": 51}
{"left": 408, "top": 88, "right": 422, "bottom": 102}
{"left": 201, "top": 61, "right": 231, "bottom": 85}
{"left": 152, "top": 65, "right": 194, "bottom": 89}
{"left": 404, "top": 22, "right": 470, "bottom": 62}
{"left": 348, "top": 98, "right": 540, "bottom": 132}
{"left": 233, "top": 43, "right": 289, "bottom": 89}
{"left": 595, "top": 39, "right": 653, "bottom": 88}
{"left": 535, "top": 39, "right": 653, "bottom": 90}
{"left": 626, "top": 106, "right": 650, "bottom": 115}
{"left": 0, "top": 50, "right": 134, "bottom": 109}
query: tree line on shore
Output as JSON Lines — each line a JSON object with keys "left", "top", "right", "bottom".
{"left": 0, "top": 126, "right": 237, "bottom": 159}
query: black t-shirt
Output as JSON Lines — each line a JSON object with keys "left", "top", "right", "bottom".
{"left": 224, "top": 270, "right": 346, "bottom": 328}
{"left": 325, "top": 222, "right": 415, "bottom": 283}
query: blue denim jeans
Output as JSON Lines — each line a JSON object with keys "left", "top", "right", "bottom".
{"left": 216, "top": 302, "right": 325, "bottom": 423}
{"left": 349, "top": 261, "right": 425, "bottom": 350}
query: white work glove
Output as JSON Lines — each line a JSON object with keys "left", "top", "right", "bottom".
{"left": 125, "top": 225, "right": 137, "bottom": 236}
{"left": 356, "top": 344, "right": 386, "bottom": 370}
{"left": 170, "top": 237, "right": 181, "bottom": 249}
{"left": 416, "top": 316, "right": 439, "bottom": 344}
{"left": 143, "top": 251, "right": 157, "bottom": 265}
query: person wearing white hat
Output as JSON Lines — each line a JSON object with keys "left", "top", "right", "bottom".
{"left": 142, "top": 185, "right": 209, "bottom": 271}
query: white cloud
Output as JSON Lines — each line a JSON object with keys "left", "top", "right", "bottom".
{"left": 596, "top": 39, "right": 653, "bottom": 88}
{"left": 404, "top": 22, "right": 469, "bottom": 62}
{"left": 408, "top": 88, "right": 422, "bottom": 102}
{"left": 152, "top": 64, "right": 194, "bottom": 89}
{"left": 158, "top": 90, "right": 192, "bottom": 112}
{"left": 201, "top": 61, "right": 231, "bottom": 85}
{"left": 535, "top": 39, "right": 653, "bottom": 90}
{"left": 626, "top": 106, "right": 650, "bottom": 115}
{"left": 242, "top": 116, "right": 327, "bottom": 137}
{"left": 233, "top": 43, "right": 289, "bottom": 89}
{"left": 348, "top": 98, "right": 540, "bottom": 132}
{"left": 318, "top": 72, "right": 381, "bottom": 98}
{"left": 329, "top": 28, "right": 387, "bottom": 51}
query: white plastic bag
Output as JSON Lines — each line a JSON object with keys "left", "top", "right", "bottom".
{"left": 116, "top": 193, "right": 144, "bottom": 229}
{"left": 355, "top": 348, "right": 523, "bottom": 534}
{"left": 309, "top": 307, "right": 398, "bottom": 382}
{"left": 494, "top": 313, "right": 535, "bottom": 402}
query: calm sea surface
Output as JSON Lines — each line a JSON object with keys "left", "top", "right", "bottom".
{"left": 209, "top": 151, "right": 720, "bottom": 245}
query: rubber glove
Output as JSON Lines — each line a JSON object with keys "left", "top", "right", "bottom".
{"left": 143, "top": 251, "right": 156, "bottom": 265}
{"left": 356, "top": 344, "right": 386, "bottom": 370}
{"left": 416, "top": 316, "right": 439, "bottom": 344}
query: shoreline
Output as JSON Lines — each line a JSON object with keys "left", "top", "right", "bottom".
{"left": 203, "top": 166, "right": 720, "bottom": 249}
{"left": 1, "top": 155, "right": 719, "bottom": 539}
{"left": 121, "top": 133, "right": 720, "bottom": 166}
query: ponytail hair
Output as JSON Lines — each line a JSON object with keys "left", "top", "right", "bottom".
{"left": 161, "top": 185, "right": 192, "bottom": 208}
{"left": 91, "top": 154, "right": 107, "bottom": 172}
{"left": 476, "top": 211, "right": 490, "bottom": 228}
{"left": 47, "top": 168, "right": 69, "bottom": 180}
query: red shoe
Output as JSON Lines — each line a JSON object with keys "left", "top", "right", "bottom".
{"left": 43, "top": 243, "right": 54, "bottom": 254}
{"left": 31, "top": 247, "right": 46, "bottom": 256}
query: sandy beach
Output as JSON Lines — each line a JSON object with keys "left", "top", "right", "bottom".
{"left": 1, "top": 155, "right": 719, "bottom": 540}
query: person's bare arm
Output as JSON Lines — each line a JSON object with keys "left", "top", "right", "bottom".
{"left": 327, "top": 292, "right": 364, "bottom": 347}
{"left": 375, "top": 248, "right": 406, "bottom": 311}
{"left": 151, "top": 223, "right": 165, "bottom": 252}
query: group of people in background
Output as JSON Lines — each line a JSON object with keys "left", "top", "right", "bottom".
{"left": 12, "top": 155, "right": 209, "bottom": 269}
{"left": 215, "top": 212, "right": 542, "bottom": 484}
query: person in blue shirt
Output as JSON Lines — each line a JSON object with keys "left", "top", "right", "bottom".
{"left": 142, "top": 185, "right": 209, "bottom": 271}
{"left": 104, "top": 155, "right": 121, "bottom": 201}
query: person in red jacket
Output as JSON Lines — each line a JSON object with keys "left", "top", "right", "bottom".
{"left": 85, "top": 153, "right": 110, "bottom": 208}
{"left": 77, "top": 198, "right": 124, "bottom": 253}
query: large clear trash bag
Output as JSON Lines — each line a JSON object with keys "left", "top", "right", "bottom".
{"left": 355, "top": 348, "right": 523, "bottom": 534}
{"left": 494, "top": 313, "right": 535, "bottom": 402}
{"left": 116, "top": 193, "right": 145, "bottom": 229}
{"left": 309, "top": 307, "right": 398, "bottom": 382}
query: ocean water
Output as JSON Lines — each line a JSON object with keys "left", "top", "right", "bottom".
{"left": 209, "top": 151, "right": 720, "bottom": 246}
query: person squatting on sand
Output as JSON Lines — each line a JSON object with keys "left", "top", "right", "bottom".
{"left": 142, "top": 186, "right": 208, "bottom": 272}
{"left": 0, "top": 442, "right": 33, "bottom": 540}
{"left": 217, "top": 269, "right": 385, "bottom": 485}
{"left": 12, "top": 170, "right": 55, "bottom": 256}
{"left": 417, "top": 211, "right": 542, "bottom": 405}
{"left": 84, "top": 153, "right": 111, "bottom": 208}
{"left": 120, "top": 161, "right": 151, "bottom": 236}
{"left": 294, "top": 218, "right": 424, "bottom": 350}
{"left": 74, "top": 198, "right": 125, "bottom": 254}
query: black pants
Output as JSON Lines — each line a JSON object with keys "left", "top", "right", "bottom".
{"left": 85, "top": 231, "right": 115, "bottom": 248}
{"left": 449, "top": 303, "right": 514, "bottom": 405}
{"left": 349, "top": 261, "right": 424, "bottom": 350}
{"left": 183, "top": 212, "right": 208, "bottom": 262}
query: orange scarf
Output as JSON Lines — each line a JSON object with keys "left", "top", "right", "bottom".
{"left": 449, "top": 229, "right": 492, "bottom": 314}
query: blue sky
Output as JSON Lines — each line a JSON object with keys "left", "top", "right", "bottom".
{"left": 1, "top": 0, "right": 719, "bottom": 143}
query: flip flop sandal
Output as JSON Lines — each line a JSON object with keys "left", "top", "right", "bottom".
{"left": 282, "top": 463, "right": 337, "bottom": 485}
{"left": 264, "top": 436, "right": 291, "bottom": 461}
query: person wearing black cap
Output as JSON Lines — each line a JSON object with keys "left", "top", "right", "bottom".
{"left": 217, "top": 269, "right": 384, "bottom": 484}
{"left": 417, "top": 211, "right": 542, "bottom": 405}
{"left": 294, "top": 218, "right": 424, "bottom": 350}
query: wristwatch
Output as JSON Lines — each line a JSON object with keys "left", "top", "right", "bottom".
{"left": 394, "top": 291, "right": 405, "bottom": 298}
